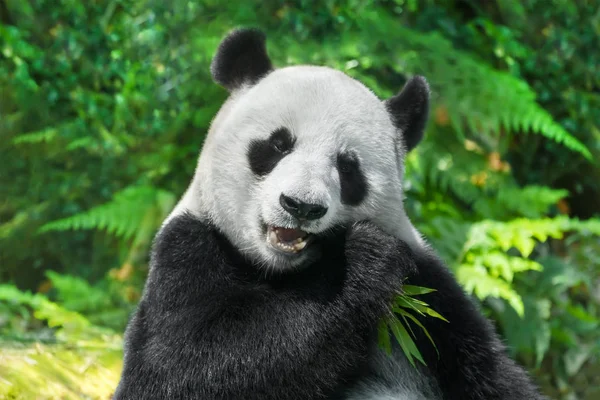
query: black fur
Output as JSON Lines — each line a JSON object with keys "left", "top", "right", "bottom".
{"left": 337, "top": 152, "right": 369, "bottom": 206}
{"left": 115, "top": 213, "right": 546, "bottom": 400}
{"left": 248, "top": 127, "right": 295, "bottom": 176}
{"left": 114, "top": 215, "right": 412, "bottom": 400}
{"left": 400, "top": 248, "right": 547, "bottom": 400}
{"left": 210, "top": 28, "right": 273, "bottom": 91}
{"left": 386, "top": 76, "right": 430, "bottom": 152}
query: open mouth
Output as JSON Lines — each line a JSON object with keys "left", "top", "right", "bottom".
{"left": 266, "top": 225, "right": 314, "bottom": 254}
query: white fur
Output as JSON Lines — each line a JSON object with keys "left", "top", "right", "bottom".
{"left": 165, "top": 65, "right": 439, "bottom": 398}
{"left": 348, "top": 346, "right": 442, "bottom": 400}
{"left": 167, "top": 66, "right": 425, "bottom": 266}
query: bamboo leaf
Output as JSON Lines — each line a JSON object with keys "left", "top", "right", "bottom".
{"left": 388, "top": 316, "right": 427, "bottom": 367}
{"left": 402, "top": 285, "right": 437, "bottom": 296}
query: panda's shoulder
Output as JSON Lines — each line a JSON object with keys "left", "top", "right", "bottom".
{"left": 150, "top": 212, "right": 225, "bottom": 269}
{"left": 155, "top": 212, "right": 214, "bottom": 247}
{"left": 410, "top": 245, "right": 453, "bottom": 281}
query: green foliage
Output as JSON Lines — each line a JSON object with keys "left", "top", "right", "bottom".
{"left": 45, "top": 271, "right": 109, "bottom": 314}
{"left": 40, "top": 185, "right": 176, "bottom": 243}
{"left": 473, "top": 186, "right": 569, "bottom": 219}
{"left": 378, "top": 285, "right": 447, "bottom": 367}
{"left": 43, "top": 270, "right": 136, "bottom": 331}
{"left": 350, "top": 12, "right": 591, "bottom": 160}
{"left": 0, "top": 341, "right": 121, "bottom": 399}
{"left": 408, "top": 130, "right": 600, "bottom": 398}
{"left": 0, "top": 283, "right": 113, "bottom": 343}
{"left": 489, "top": 232, "right": 600, "bottom": 393}
{"left": 0, "top": 282, "right": 122, "bottom": 398}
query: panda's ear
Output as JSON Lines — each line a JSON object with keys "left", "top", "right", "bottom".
{"left": 385, "top": 76, "right": 430, "bottom": 152}
{"left": 210, "top": 28, "right": 273, "bottom": 91}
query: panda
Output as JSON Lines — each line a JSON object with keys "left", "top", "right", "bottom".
{"left": 114, "top": 28, "right": 547, "bottom": 400}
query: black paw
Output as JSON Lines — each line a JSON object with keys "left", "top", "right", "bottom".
{"left": 344, "top": 221, "right": 414, "bottom": 292}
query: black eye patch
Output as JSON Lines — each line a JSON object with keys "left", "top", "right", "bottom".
{"left": 248, "top": 127, "right": 295, "bottom": 176}
{"left": 337, "top": 152, "right": 368, "bottom": 206}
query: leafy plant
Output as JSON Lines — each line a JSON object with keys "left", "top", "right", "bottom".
{"left": 0, "top": 284, "right": 114, "bottom": 343}
{"left": 39, "top": 185, "right": 176, "bottom": 243}
{"left": 490, "top": 232, "right": 600, "bottom": 396}
{"left": 44, "top": 270, "right": 137, "bottom": 332}
{"left": 0, "top": 341, "right": 122, "bottom": 400}
{"left": 378, "top": 285, "right": 448, "bottom": 367}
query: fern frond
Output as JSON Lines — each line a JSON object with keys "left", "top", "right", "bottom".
{"left": 456, "top": 264, "right": 525, "bottom": 316}
{"left": 407, "top": 133, "right": 494, "bottom": 207}
{"left": 302, "top": 10, "right": 591, "bottom": 159}
{"left": 565, "top": 218, "right": 600, "bottom": 236}
{"left": 12, "top": 127, "right": 58, "bottom": 145}
{"left": 391, "top": 29, "right": 591, "bottom": 159}
{"left": 474, "top": 186, "right": 568, "bottom": 219}
{"left": 45, "top": 271, "right": 109, "bottom": 313}
{"left": 423, "top": 216, "right": 600, "bottom": 316}
{"left": 465, "top": 218, "right": 565, "bottom": 257}
{"left": 465, "top": 251, "right": 543, "bottom": 283}
{"left": 39, "top": 185, "right": 176, "bottom": 242}
{"left": 468, "top": 216, "right": 600, "bottom": 256}
{"left": 0, "top": 284, "right": 98, "bottom": 341}
{"left": 417, "top": 217, "right": 471, "bottom": 263}
{"left": 66, "top": 137, "right": 97, "bottom": 152}
{"left": 11, "top": 120, "right": 82, "bottom": 146}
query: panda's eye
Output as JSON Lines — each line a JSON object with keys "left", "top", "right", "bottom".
{"left": 269, "top": 127, "right": 294, "bottom": 154}
{"left": 271, "top": 137, "right": 288, "bottom": 153}
{"left": 337, "top": 153, "right": 358, "bottom": 174}
{"left": 338, "top": 161, "right": 352, "bottom": 174}
{"left": 337, "top": 151, "right": 368, "bottom": 206}
{"left": 248, "top": 127, "right": 294, "bottom": 177}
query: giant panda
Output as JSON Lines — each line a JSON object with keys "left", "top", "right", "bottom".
{"left": 114, "top": 28, "right": 547, "bottom": 400}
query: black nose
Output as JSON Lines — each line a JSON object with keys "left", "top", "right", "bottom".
{"left": 279, "top": 194, "right": 328, "bottom": 221}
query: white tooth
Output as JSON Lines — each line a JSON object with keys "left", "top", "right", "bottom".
{"left": 269, "top": 230, "right": 279, "bottom": 246}
{"left": 276, "top": 242, "right": 289, "bottom": 251}
{"left": 294, "top": 241, "right": 307, "bottom": 250}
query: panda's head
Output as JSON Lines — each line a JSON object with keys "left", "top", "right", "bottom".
{"left": 171, "top": 28, "right": 430, "bottom": 271}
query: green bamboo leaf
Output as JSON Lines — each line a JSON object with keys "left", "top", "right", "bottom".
{"left": 414, "top": 303, "right": 449, "bottom": 322}
{"left": 385, "top": 317, "right": 416, "bottom": 368}
{"left": 395, "top": 308, "right": 440, "bottom": 358}
{"left": 396, "top": 297, "right": 449, "bottom": 323}
{"left": 395, "top": 295, "right": 432, "bottom": 308}
{"left": 378, "top": 319, "right": 392, "bottom": 356}
{"left": 395, "top": 297, "right": 426, "bottom": 317}
{"left": 388, "top": 316, "right": 427, "bottom": 367}
{"left": 398, "top": 313, "right": 418, "bottom": 339}
{"left": 402, "top": 285, "right": 437, "bottom": 296}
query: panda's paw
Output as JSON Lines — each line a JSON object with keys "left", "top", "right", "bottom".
{"left": 344, "top": 220, "right": 415, "bottom": 288}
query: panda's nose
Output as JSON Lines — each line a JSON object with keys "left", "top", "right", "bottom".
{"left": 279, "top": 194, "right": 328, "bottom": 221}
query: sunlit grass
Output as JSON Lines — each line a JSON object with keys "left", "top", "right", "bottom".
{"left": 0, "top": 341, "right": 122, "bottom": 400}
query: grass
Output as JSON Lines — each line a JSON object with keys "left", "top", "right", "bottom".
{"left": 0, "top": 340, "right": 122, "bottom": 400}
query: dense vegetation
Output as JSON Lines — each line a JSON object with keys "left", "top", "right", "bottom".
{"left": 1, "top": 0, "right": 599, "bottom": 398}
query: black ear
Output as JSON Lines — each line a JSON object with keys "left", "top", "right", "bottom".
{"left": 385, "top": 76, "right": 430, "bottom": 152}
{"left": 210, "top": 28, "right": 273, "bottom": 91}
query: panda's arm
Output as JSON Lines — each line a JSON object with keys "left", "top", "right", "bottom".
{"left": 407, "top": 249, "right": 547, "bottom": 400}
{"left": 114, "top": 217, "right": 411, "bottom": 400}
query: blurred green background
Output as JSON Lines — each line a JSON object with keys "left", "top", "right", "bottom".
{"left": 1, "top": 0, "right": 599, "bottom": 399}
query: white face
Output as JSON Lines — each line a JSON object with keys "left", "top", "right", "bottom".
{"left": 189, "top": 66, "right": 411, "bottom": 271}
